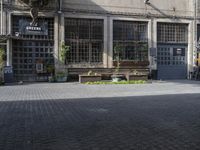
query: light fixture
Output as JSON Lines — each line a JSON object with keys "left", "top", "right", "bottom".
{"left": 144, "top": 0, "right": 150, "bottom": 4}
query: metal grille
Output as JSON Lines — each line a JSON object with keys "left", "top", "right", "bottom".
{"left": 113, "top": 20, "right": 148, "bottom": 61}
{"left": 157, "top": 45, "right": 187, "bottom": 79}
{"left": 157, "top": 23, "right": 188, "bottom": 43}
{"left": 12, "top": 16, "right": 54, "bottom": 40}
{"left": 12, "top": 16, "right": 54, "bottom": 81}
{"left": 65, "top": 18, "right": 103, "bottom": 63}
{"left": 12, "top": 40, "right": 54, "bottom": 81}
{"left": 157, "top": 47, "right": 186, "bottom": 66}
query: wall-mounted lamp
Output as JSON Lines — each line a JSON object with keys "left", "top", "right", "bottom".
{"left": 144, "top": 0, "right": 150, "bottom": 4}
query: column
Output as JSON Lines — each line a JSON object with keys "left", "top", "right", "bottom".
{"left": 107, "top": 16, "right": 113, "bottom": 68}
{"left": 188, "top": 21, "right": 194, "bottom": 77}
{"left": 103, "top": 17, "right": 108, "bottom": 68}
{"left": 152, "top": 19, "right": 157, "bottom": 70}
{"left": 6, "top": 12, "right": 12, "bottom": 66}
{"left": 54, "top": 15, "right": 59, "bottom": 71}
{"left": 60, "top": 13, "right": 65, "bottom": 43}
{"left": 6, "top": 39, "right": 12, "bottom": 66}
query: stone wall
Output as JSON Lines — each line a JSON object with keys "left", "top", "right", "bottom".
{"left": 63, "top": 0, "right": 193, "bottom": 17}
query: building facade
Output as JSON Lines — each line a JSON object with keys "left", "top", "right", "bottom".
{"left": 0, "top": 0, "right": 199, "bottom": 81}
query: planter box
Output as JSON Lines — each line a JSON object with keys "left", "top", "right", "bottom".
{"left": 48, "top": 76, "right": 56, "bottom": 83}
{"left": 126, "top": 74, "right": 148, "bottom": 81}
{"left": 56, "top": 76, "right": 67, "bottom": 82}
{"left": 113, "top": 61, "right": 150, "bottom": 67}
{"left": 79, "top": 75, "right": 102, "bottom": 83}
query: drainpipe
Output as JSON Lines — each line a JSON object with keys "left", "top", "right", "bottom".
{"left": 194, "top": 0, "right": 197, "bottom": 66}
{"left": 59, "top": 0, "right": 62, "bottom": 13}
{"left": 1, "top": 0, "right": 3, "bottom": 35}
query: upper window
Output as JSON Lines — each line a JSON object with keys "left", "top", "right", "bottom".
{"left": 113, "top": 20, "right": 148, "bottom": 42}
{"left": 65, "top": 18, "right": 104, "bottom": 63}
{"left": 157, "top": 23, "right": 188, "bottom": 43}
{"left": 113, "top": 20, "right": 148, "bottom": 61}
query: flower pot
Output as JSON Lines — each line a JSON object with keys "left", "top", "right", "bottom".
{"left": 48, "top": 76, "right": 55, "bottom": 83}
{"left": 56, "top": 76, "right": 67, "bottom": 82}
{"left": 111, "top": 74, "right": 125, "bottom": 82}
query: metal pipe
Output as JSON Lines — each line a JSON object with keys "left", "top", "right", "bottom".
{"left": 60, "top": 0, "right": 62, "bottom": 12}
{"left": 194, "top": 0, "right": 197, "bottom": 66}
{"left": 1, "top": 0, "right": 3, "bottom": 35}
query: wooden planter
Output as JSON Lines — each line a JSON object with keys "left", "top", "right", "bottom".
{"left": 113, "top": 61, "right": 150, "bottom": 68}
{"left": 56, "top": 76, "right": 67, "bottom": 82}
{"left": 79, "top": 75, "right": 102, "bottom": 83}
{"left": 126, "top": 74, "right": 148, "bottom": 81}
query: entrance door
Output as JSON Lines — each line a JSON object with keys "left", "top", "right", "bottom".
{"left": 157, "top": 45, "right": 187, "bottom": 80}
{"left": 12, "top": 40, "right": 54, "bottom": 81}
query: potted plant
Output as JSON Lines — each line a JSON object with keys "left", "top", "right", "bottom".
{"left": 111, "top": 44, "right": 125, "bottom": 82}
{"left": 59, "top": 41, "right": 70, "bottom": 65}
{"left": 46, "top": 64, "right": 55, "bottom": 82}
{"left": 79, "top": 70, "right": 102, "bottom": 83}
{"left": 56, "top": 71, "right": 67, "bottom": 82}
{"left": 57, "top": 41, "right": 70, "bottom": 82}
{"left": 0, "top": 48, "right": 6, "bottom": 85}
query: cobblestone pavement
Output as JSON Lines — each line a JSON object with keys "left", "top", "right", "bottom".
{"left": 1, "top": 80, "right": 200, "bottom": 101}
{"left": 0, "top": 80, "right": 200, "bottom": 150}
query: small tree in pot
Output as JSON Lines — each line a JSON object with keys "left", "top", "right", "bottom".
{"left": 46, "top": 64, "right": 55, "bottom": 82}
{"left": 111, "top": 43, "right": 125, "bottom": 82}
{"left": 56, "top": 41, "right": 70, "bottom": 82}
{"left": 0, "top": 48, "right": 6, "bottom": 85}
{"left": 59, "top": 41, "right": 70, "bottom": 65}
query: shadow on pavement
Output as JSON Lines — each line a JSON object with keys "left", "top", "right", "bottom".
{"left": 0, "top": 93, "right": 200, "bottom": 150}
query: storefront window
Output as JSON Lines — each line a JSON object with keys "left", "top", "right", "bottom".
{"left": 157, "top": 23, "right": 188, "bottom": 43}
{"left": 65, "top": 18, "right": 104, "bottom": 63}
{"left": 113, "top": 20, "right": 148, "bottom": 61}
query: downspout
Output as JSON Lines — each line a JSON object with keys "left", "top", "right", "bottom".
{"left": 58, "top": 0, "right": 62, "bottom": 50}
{"left": 194, "top": 0, "right": 197, "bottom": 67}
{"left": 1, "top": 0, "right": 3, "bottom": 34}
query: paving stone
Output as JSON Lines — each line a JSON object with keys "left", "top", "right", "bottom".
{"left": 0, "top": 81, "right": 200, "bottom": 149}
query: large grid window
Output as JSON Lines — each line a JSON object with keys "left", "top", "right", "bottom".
{"left": 157, "top": 23, "right": 188, "bottom": 43}
{"left": 113, "top": 20, "right": 148, "bottom": 61}
{"left": 12, "top": 40, "right": 54, "bottom": 81}
{"left": 65, "top": 18, "right": 103, "bottom": 63}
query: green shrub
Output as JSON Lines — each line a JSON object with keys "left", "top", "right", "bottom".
{"left": 56, "top": 72, "right": 66, "bottom": 78}
{"left": 85, "top": 80, "right": 146, "bottom": 85}
{"left": 59, "top": 42, "right": 70, "bottom": 64}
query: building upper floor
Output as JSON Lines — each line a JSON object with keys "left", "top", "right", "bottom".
{"left": 0, "top": 0, "right": 197, "bottom": 18}
{"left": 63, "top": 0, "right": 194, "bottom": 18}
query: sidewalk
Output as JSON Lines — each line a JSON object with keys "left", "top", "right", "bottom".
{"left": 0, "top": 80, "right": 200, "bottom": 101}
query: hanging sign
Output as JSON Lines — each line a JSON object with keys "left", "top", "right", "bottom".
{"left": 19, "top": 19, "right": 48, "bottom": 35}
{"left": 3, "top": 66, "right": 14, "bottom": 83}
{"left": 173, "top": 48, "right": 185, "bottom": 56}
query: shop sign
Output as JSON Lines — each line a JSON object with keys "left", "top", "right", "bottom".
{"left": 4, "top": 66, "right": 13, "bottom": 74}
{"left": 36, "top": 63, "right": 44, "bottom": 73}
{"left": 19, "top": 19, "right": 48, "bottom": 35}
{"left": 4, "top": 66, "right": 14, "bottom": 83}
{"left": 173, "top": 48, "right": 185, "bottom": 56}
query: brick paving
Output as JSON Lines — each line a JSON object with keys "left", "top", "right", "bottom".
{"left": 0, "top": 81, "right": 200, "bottom": 150}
